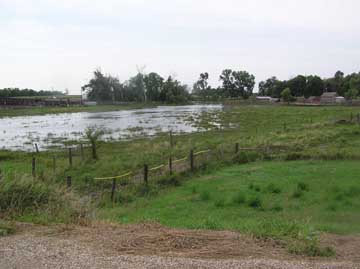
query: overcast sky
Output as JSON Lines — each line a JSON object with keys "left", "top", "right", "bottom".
{"left": 1, "top": 0, "right": 360, "bottom": 94}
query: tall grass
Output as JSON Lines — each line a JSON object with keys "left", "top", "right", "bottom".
{"left": 0, "top": 175, "right": 90, "bottom": 224}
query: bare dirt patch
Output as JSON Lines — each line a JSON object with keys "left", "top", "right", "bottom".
{"left": 0, "top": 222, "right": 359, "bottom": 269}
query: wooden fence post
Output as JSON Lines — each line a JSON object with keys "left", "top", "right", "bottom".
{"left": 68, "top": 148, "right": 73, "bottom": 168}
{"left": 66, "top": 176, "right": 72, "bottom": 188}
{"left": 34, "top": 143, "right": 39, "bottom": 153}
{"left": 144, "top": 164, "right": 148, "bottom": 185}
{"left": 169, "top": 131, "right": 174, "bottom": 148}
{"left": 111, "top": 178, "right": 116, "bottom": 202}
{"left": 235, "top": 143, "right": 239, "bottom": 154}
{"left": 190, "top": 149, "right": 194, "bottom": 172}
{"left": 80, "top": 144, "right": 84, "bottom": 161}
{"left": 169, "top": 156, "right": 173, "bottom": 175}
{"left": 32, "top": 157, "right": 36, "bottom": 178}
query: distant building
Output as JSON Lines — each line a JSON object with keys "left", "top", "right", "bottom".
{"left": 320, "top": 92, "right": 337, "bottom": 104}
{"left": 335, "top": 96, "right": 346, "bottom": 104}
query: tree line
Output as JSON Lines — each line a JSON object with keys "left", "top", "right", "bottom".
{"left": 258, "top": 71, "right": 360, "bottom": 100}
{"left": 193, "top": 70, "right": 360, "bottom": 101}
{"left": 83, "top": 68, "right": 256, "bottom": 103}
{"left": 82, "top": 69, "right": 189, "bottom": 104}
{"left": 0, "top": 88, "right": 64, "bottom": 98}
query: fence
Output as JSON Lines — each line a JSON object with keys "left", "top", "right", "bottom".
{"left": 91, "top": 143, "right": 267, "bottom": 202}
{"left": 26, "top": 111, "right": 360, "bottom": 201}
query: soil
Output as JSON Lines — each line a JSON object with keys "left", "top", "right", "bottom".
{"left": 0, "top": 222, "right": 359, "bottom": 269}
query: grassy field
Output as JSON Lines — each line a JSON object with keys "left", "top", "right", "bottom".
{"left": 1, "top": 104, "right": 360, "bottom": 255}
{"left": 99, "top": 160, "right": 360, "bottom": 235}
{"left": 97, "top": 160, "right": 360, "bottom": 256}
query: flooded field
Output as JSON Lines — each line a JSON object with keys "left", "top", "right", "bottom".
{"left": 0, "top": 105, "right": 222, "bottom": 151}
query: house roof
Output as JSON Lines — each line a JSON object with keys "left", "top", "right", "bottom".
{"left": 321, "top": 92, "right": 337, "bottom": 97}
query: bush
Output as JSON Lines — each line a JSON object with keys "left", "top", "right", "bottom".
{"left": 292, "top": 189, "right": 303, "bottom": 199}
{"left": 248, "top": 196, "right": 262, "bottom": 208}
{"left": 266, "top": 183, "right": 281, "bottom": 194}
{"left": 289, "top": 239, "right": 336, "bottom": 257}
{"left": 297, "top": 182, "right": 309, "bottom": 192}
{"left": 0, "top": 221, "right": 15, "bottom": 237}
{"left": 0, "top": 175, "right": 89, "bottom": 223}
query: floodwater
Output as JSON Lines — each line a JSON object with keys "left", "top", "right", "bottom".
{"left": 0, "top": 105, "right": 222, "bottom": 151}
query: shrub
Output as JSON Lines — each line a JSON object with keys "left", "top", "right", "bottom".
{"left": 0, "top": 221, "right": 15, "bottom": 237}
{"left": 270, "top": 204, "right": 283, "bottom": 212}
{"left": 267, "top": 183, "right": 281, "bottom": 194}
{"left": 248, "top": 196, "right": 262, "bottom": 208}
{"left": 297, "top": 182, "right": 309, "bottom": 192}
{"left": 292, "top": 189, "right": 303, "bottom": 199}
{"left": 289, "top": 239, "right": 336, "bottom": 257}
{"left": 0, "top": 175, "right": 89, "bottom": 224}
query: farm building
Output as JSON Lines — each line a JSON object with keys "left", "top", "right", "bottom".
{"left": 320, "top": 92, "right": 338, "bottom": 104}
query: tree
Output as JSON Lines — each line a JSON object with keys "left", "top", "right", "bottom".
{"left": 345, "top": 88, "right": 359, "bottom": 101}
{"left": 281, "top": 88, "right": 294, "bottom": 104}
{"left": 85, "top": 127, "right": 104, "bottom": 160}
{"left": 304, "top": 76, "right": 324, "bottom": 98}
{"left": 160, "top": 76, "right": 189, "bottom": 103}
{"left": 82, "top": 69, "right": 116, "bottom": 101}
{"left": 219, "top": 69, "right": 255, "bottom": 98}
{"left": 232, "top": 71, "right": 255, "bottom": 99}
{"left": 258, "top": 76, "right": 284, "bottom": 97}
{"left": 287, "top": 75, "right": 307, "bottom": 97}
{"left": 144, "top": 72, "right": 164, "bottom": 102}
{"left": 219, "top": 69, "right": 234, "bottom": 97}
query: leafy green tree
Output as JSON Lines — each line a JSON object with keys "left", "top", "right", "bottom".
{"left": 220, "top": 69, "right": 255, "bottom": 98}
{"left": 232, "top": 71, "right": 255, "bottom": 99}
{"left": 82, "top": 69, "right": 116, "bottom": 101}
{"left": 304, "top": 76, "right": 324, "bottom": 98}
{"left": 258, "top": 77, "right": 285, "bottom": 97}
{"left": 160, "top": 76, "right": 189, "bottom": 103}
{"left": 85, "top": 127, "right": 104, "bottom": 160}
{"left": 287, "top": 75, "right": 307, "bottom": 97}
{"left": 219, "top": 69, "right": 234, "bottom": 97}
{"left": 345, "top": 88, "right": 359, "bottom": 101}
{"left": 144, "top": 72, "right": 164, "bottom": 102}
{"left": 281, "top": 88, "right": 294, "bottom": 104}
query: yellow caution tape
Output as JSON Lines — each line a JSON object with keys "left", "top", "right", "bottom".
{"left": 94, "top": 172, "right": 132, "bottom": 181}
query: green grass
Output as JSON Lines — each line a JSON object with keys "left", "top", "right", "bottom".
{"left": 98, "top": 160, "right": 360, "bottom": 235}
{"left": 97, "top": 160, "right": 359, "bottom": 256}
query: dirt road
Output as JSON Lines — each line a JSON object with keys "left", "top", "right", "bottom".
{"left": 0, "top": 223, "right": 359, "bottom": 269}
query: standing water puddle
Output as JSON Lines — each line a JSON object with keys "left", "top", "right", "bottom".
{"left": 0, "top": 105, "right": 222, "bottom": 151}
